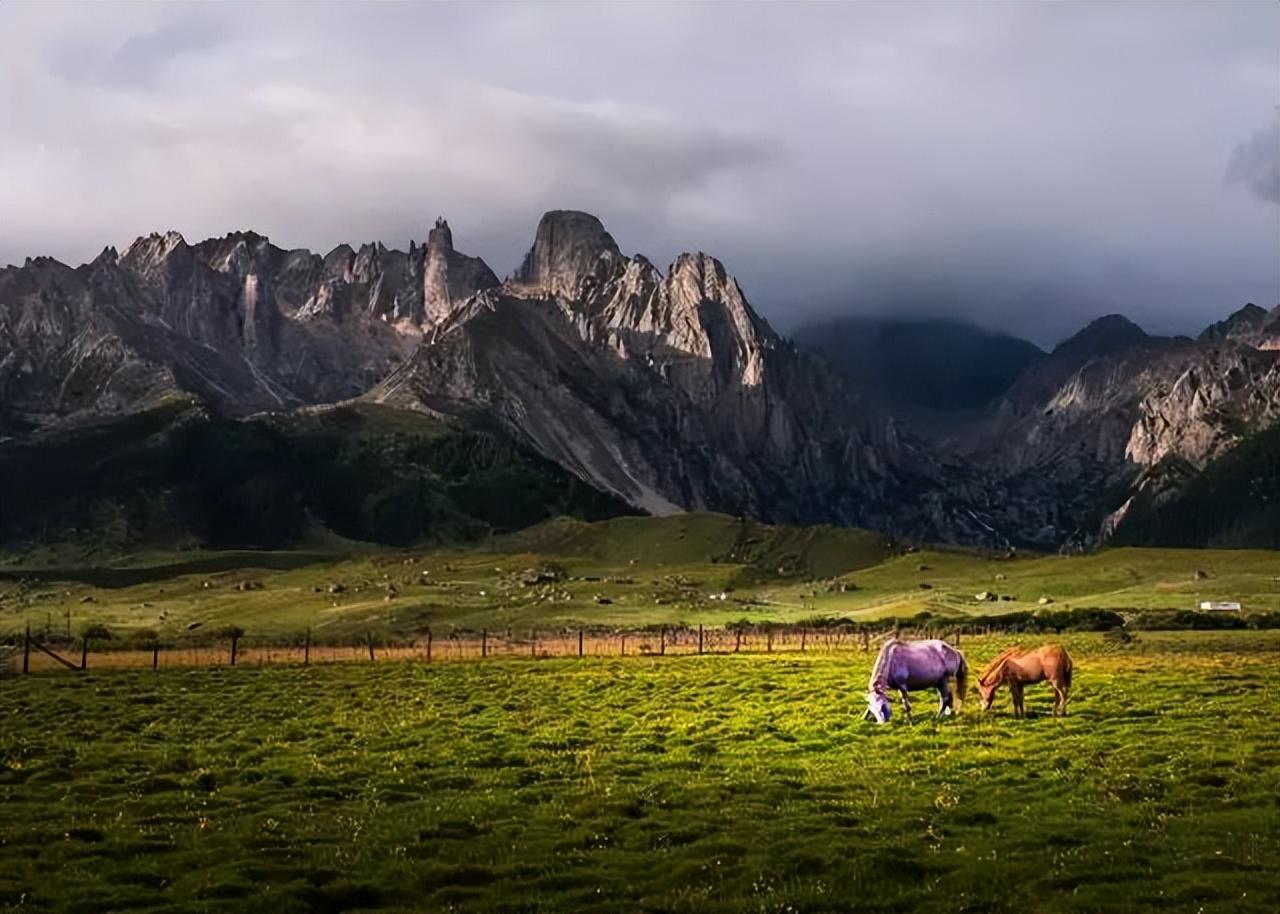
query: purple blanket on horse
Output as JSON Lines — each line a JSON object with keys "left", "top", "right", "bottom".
{"left": 865, "top": 638, "right": 968, "bottom": 723}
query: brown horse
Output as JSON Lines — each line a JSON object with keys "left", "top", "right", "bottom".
{"left": 976, "top": 644, "right": 1073, "bottom": 717}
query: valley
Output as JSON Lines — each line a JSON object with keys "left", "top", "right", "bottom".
{"left": 3, "top": 514, "right": 1277, "bottom": 650}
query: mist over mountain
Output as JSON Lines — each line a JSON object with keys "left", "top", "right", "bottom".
{"left": 792, "top": 317, "right": 1045, "bottom": 426}
{"left": 2, "top": 3, "right": 1276, "bottom": 345}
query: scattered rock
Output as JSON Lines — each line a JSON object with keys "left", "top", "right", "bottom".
{"left": 1103, "top": 627, "right": 1133, "bottom": 644}
{"left": 1038, "top": 596, "right": 1053, "bottom": 605}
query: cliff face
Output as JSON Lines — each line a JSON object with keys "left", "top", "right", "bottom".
{"left": 423, "top": 218, "right": 500, "bottom": 326}
{"left": 375, "top": 212, "right": 989, "bottom": 540}
{"left": 0, "top": 223, "right": 499, "bottom": 433}
{"left": 3, "top": 209, "right": 1275, "bottom": 549}
{"left": 960, "top": 308, "right": 1280, "bottom": 547}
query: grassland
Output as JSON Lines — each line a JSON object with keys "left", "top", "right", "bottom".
{"left": 2, "top": 632, "right": 1278, "bottom": 913}
{"left": 2, "top": 513, "right": 1278, "bottom": 645}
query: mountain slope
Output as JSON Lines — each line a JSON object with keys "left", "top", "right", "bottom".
{"left": 793, "top": 316, "right": 1045, "bottom": 428}
{"left": 1107, "top": 423, "right": 1280, "bottom": 549}
{"left": 4, "top": 210, "right": 1275, "bottom": 551}
{"left": 965, "top": 312, "right": 1280, "bottom": 546}
{"left": 373, "top": 212, "right": 1002, "bottom": 543}
{"left": 0, "top": 400, "right": 631, "bottom": 557}
{"left": 0, "top": 222, "right": 497, "bottom": 434}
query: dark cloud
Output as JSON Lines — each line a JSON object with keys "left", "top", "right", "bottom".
{"left": 107, "top": 17, "right": 232, "bottom": 87}
{"left": 1227, "top": 121, "right": 1280, "bottom": 205}
{"left": 0, "top": 2, "right": 1276, "bottom": 346}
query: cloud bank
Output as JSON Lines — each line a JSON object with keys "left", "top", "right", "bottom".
{"left": 0, "top": 2, "right": 1276, "bottom": 345}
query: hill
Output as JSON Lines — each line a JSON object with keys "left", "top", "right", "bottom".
{"left": 3, "top": 512, "right": 1276, "bottom": 644}
{"left": 0, "top": 400, "right": 631, "bottom": 559}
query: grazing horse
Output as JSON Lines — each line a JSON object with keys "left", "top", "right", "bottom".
{"left": 976, "top": 644, "right": 1073, "bottom": 717}
{"left": 863, "top": 638, "right": 969, "bottom": 723}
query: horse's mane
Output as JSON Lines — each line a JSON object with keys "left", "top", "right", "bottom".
{"left": 978, "top": 647, "right": 1024, "bottom": 686}
{"left": 868, "top": 638, "right": 899, "bottom": 693}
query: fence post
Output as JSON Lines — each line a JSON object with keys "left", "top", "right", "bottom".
{"left": 23, "top": 624, "right": 30, "bottom": 674}
{"left": 767, "top": 629, "right": 773, "bottom": 653}
{"left": 578, "top": 628, "right": 584, "bottom": 658}
{"left": 152, "top": 644, "right": 159, "bottom": 671}
{"left": 862, "top": 630, "right": 870, "bottom": 652}
{"left": 304, "top": 628, "right": 311, "bottom": 666}
{"left": 426, "top": 628, "right": 433, "bottom": 664}
{"left": 365, "top": 632, "right": 375, "bottom": 662}
{"left": 482, "top": 628, "right": 488, "bottom": 659}
{"left": 800, "top": 628, "right": 807, "bottom": 652}
{"left": 698, "top": 624, "right": 704, "bottom": 655}
{"left": 80, "top": 637, "right": 88, "bottom": 671}
{"left": 531, "top": 629, "right": 537, "bottom": 658}
{"left": 660, "top": 626, "right": 666, "bottom": 656}
{"left": 620, "top": 633, "right": 626, "bottom": 657}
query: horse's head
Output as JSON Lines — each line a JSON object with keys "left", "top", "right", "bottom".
{"left": 864, "top": 691, "right": 892, "bottom": 723}
{"left": 976, "top": 676, "right": 999, "bottom": 711}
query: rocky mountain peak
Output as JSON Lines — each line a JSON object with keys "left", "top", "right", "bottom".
{"left": 1199, "top": 303, "right": 1273, "bottom": 346}
{"left": 119, "top": 230, "right": 191, "bottom": 273}
{"left": 427, "top": 217, "right": 453, "bottom": 251}
{"left": 91, "top": 246, "right": 119, "bottom": 268}
{"left": 1053, "top": 313, "right": 1149, "bottom": 359}
{"left": 422, "top": 217, "right": 499, "bottom": 326}
{"left": 513, "top": 210, "right": 623, "bottom": 298}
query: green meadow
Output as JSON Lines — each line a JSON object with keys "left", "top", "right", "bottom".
{"left": 3, "top": 514, "right": 1278, "bottom": 644}
{"left": 1, "top": 632, "right": 1278, "bottom": 913}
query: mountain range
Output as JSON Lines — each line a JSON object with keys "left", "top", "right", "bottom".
{"left": 2, "top": 210, "right": 1277, "bottom": 552}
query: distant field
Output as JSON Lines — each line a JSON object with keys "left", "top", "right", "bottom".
{"left": 1, "top": 514, "right": 1277, "bottom": 645}
{"left": 2, "top": 632, "right": 1277, "bottom": 913}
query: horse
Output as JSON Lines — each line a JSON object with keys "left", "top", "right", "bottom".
{"left": 863, "top": 638, "right": 969, "bottom": 724}
{"left": 976, "top": 644, "right": 1073, "bottom": 717}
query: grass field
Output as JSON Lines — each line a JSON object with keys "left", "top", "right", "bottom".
{"left": 2, "top": 632, "right": 1278, "bottom": 913}
{"left": 2, "top": 514, "right": 1278, "bottom": 645}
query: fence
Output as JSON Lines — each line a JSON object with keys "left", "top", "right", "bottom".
{"left": 5, "top": 622, "right": 978, "bottom": 675}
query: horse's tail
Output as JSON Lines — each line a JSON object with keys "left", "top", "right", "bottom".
{"left": 954, "top": 651, "right": 969, "bottom": 710}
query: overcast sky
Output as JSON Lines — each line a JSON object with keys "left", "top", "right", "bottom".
{"left": 1, "top": 2, "right": 1276, "bottom": 345}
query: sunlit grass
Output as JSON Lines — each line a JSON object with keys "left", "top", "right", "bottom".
{"left": 2, "top": 515, "right": 1277, "bottom": 645}
{"left": 1, "top": 632, "right": 1277, "bottom": 913}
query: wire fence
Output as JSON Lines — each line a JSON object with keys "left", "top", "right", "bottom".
{"left": 4, "top": 622, "right": 986, "bottom": 676}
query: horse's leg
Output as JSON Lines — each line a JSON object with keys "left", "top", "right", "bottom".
{"left": 937, "top": 681, "right": 953, "bottom": 717}
{"left": 1010, "top": 682, "right": 1024, "bottom": 718}
{"left": 898, "top": 687, "right": 914, "bottom": 723}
